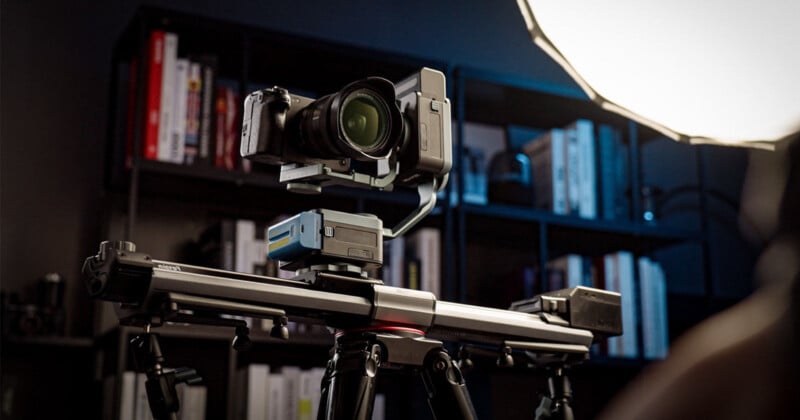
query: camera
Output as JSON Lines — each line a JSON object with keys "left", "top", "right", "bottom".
{"left": 240, "top": 67, "right": 452, "bottom": 190}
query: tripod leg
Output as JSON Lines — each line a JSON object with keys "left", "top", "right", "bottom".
{"left": 321, "top": 334, "right": 381, "bottom": 420}
{"left": 421, "top": 349, "right": 478, "bottom": 420}
{"left": 547, "top": 368, "right": 574, "bottom": 420}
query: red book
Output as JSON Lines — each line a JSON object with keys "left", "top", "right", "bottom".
{"left": 143, "top": 30, "right": 165, "bottom": 160}
{"left": 214, "top": 86, "right": 227, "bottom": 168}
{"left": 224, "top": 87, "right": 240, "bottom": 171}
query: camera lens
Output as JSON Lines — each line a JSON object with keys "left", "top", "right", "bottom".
{"left": 340, "top": 90, "right": 388, "bottom": 150}
{"left": 299, "top": 77, "right": 402, "bottom": 161}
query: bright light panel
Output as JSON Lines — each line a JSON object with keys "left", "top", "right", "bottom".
{"left": 519, "top": 0, "right": 800, "bottom": 147}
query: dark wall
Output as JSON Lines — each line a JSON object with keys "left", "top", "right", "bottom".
{"left": 0, "top": 0, "right": 754, "bottom": 336}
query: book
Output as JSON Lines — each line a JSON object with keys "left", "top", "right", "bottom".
{"left": 639, "top": 257, "right": 669, "bottom": 359}
{"left": 197, "top": 57, "right": 217, "bottom": 166}
{"left": 524, "top": 128, "right": 567, "bottom": 214}
{"left": 565, "top": 125, "right": 581, "bottom": 214}
{"left": 170, "top": 58, "right": 189, "bottom": 164}
{"left": 298, "top": 370, "right": 315, "bottom": 420}
{"left": 157, "top": 32, "right": 178, "bottom": 162}
{"left": 371, "top": 394, "right": 386, "bottom": 420}
{"left": 460, "top": 122, "right": 507, "bottom": 205}
{"left": 405, "top": 228, "right": 441, "bottom": 298}
{"left": 266, "top": 373, "right": 286, "bottom": 420}
{"left": 115, "top": 371, "right": 137, "bottom": 420}
{"left": 282, "top": 366, "right": 301, "bottom": 420}
{"left": 597, "top": 124, "right": 617, "bottom": 220}
{"left": 309, "top": 367, "right": 326, "bottom": 420}
{"left": 178, "top": 385, "right": 207, "bottom": 420}
{"left": 245, "top": 364, "right": 270, "bottom": 420}
{"left": 134, "top": 373, "right": 154, "bottom": 420}
{"left": 184, "top": 61, "right": 202, "bottom": 165}
{"left": 606, "top": 251, "right": 638, "bottom": 358}
{"left": 382, "top": 236, "right": 405, "bottom": 288}
{"left": 143, "top": 31, "right": 165, "bottom": 161}
{"left": 568, "top": 119, "right": 596, "bottom": 219}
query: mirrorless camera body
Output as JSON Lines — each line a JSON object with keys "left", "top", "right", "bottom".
{"left": 240, "top": 67, "right": 452, "bottom": 190}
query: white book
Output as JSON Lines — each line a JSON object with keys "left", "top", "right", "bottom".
{"left": 281, "top": 366, "right": 301, "bottom": 420}
{"left": 170, "top": 58, "right": 189, "bottom": 163}
{"left": 638, "top": 257, "right": 657, "bottom": 359}
{"left": 267, "top": 374, "right": 286, "bottom": 420}
{"left": 135, "top": 373, "right": 154, "bottom": 420}
{"left": 617, "top": 251, "right": 638, "bottom": 358}
{"left": 179, "top": 385, "right": 207, "bottom": 420}
{"left": 119, "top": 371, "right": 137, "bottom": 420}
{"left": 309, "top": 367, "right": 327, "bottom": 420}
{"left": 235, "top": 220, "right": 256, "bottom": 274}
{"left": 407, "top": 228, "right": 441, "bottom": 298}
{"left": 157, "top": 32, "right": 178, "bottom": 162}
{"left": 298, "top": 370, "right": 315, "bottom": 420}
{"left": 604, "top": 253, "right": 621, "bottom": 356}
{"left": 371, "top": 394, "right": 386, "bottom": 420}
{"left": 246, "top": 364, "right": 270, "bottom": 420}
{"left": 570, "top": 120, "right": 597, "bottom": 219}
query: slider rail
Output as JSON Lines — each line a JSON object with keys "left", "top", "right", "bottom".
{"left": 113, "top": 257, "right": 593, "bottom": 348}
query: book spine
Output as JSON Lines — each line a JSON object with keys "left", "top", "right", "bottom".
{"left": 604, "top": 253, "right": 620, "bottom": 356}
{"left": 143, "top": 31, "right": 164, "bottom": 161}
{"left": 184, "top": 62, "right": 202, "bottom": 165}
{"left": 598, "top": 125, "right": 617, "bottom": 220}
{"left": 576, "top": 120, "right": 597, "bottom": 219}
{"left": 246, "top": 364, "right": 269, "bottom": 420}
{"left": 639, "top": 257, "right": 656, "bottom": 359}
{"left": 224, "top": 87, "right": 240, "bottom": 171}
{"left": 119, "top": 371, "right": 137, "bottom": 420}
{"left": 198, "top": 63, "right": 215, "bottom": 165}
{"left": 214, "top": 86, "right": 227, "bottom": 169}
{"left": 617, "top": 251, "right": 638, "bottom": 358}
{"left": 266, "top": 374, "right": 285, "bottom": 420}
{"left": 565, "top": 126, "right": 581, "bottom": 214}
{"left": 171, "top": 58, "right": 189, "bottom": 164}
{"left": 550, "top": 129, "right": 567, "bottom": 215}
{"left": 157, "top": 32, "right": 178, "bottom": 162}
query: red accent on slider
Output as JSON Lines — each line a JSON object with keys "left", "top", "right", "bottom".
{"left": 335, "top": 326, "right": 426, "bottom": 338}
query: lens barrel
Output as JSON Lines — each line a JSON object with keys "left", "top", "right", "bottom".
{"left": 299, "top": 77, "right": 402, "bottom": 161}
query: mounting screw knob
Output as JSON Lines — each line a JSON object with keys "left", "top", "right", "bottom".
{"left": 270, "top": 316, "right": 289, "bottom": 340}
{"left": 497, "top": 346, "right": 514, "bottom": 368}
{"left": 99, "top": 240, "right": 136, "bottom": 261}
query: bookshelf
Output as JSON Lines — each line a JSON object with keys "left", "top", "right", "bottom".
{"left": 99, "top": 6, "right": 453, "bottom": 420}
{"left": 94, "top": 6, "right": 741, "bottom": 420}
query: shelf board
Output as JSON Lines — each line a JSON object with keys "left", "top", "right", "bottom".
{"left": 136, "top": 159, "right": 281, "bottom": 188}
{"left": 4, "top": 335, "right": 94, "bottom": 348}
{"left": 462, "top": 203, "right": 700, "bottom": 242}
{"left": 117, "top": 323, "right": 333, "bottom": 347}
{"left": 128, "top": 160, "right": 427, "bottom": 208}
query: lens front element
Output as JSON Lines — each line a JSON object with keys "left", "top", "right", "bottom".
{"left": 340, "top": 91, "right": 388, "bottom": 150}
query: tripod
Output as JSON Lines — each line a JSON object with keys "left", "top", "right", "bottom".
{"left": 318, "top": 326, "right": 477, "bottom": 420}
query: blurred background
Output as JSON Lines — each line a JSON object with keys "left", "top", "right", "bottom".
{"left": 1, "top": 0, "right": 764, "bottom": 419}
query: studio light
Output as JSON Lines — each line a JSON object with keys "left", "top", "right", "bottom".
{"left": 517, "top": 0, "right": 800, "bottom": 148}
